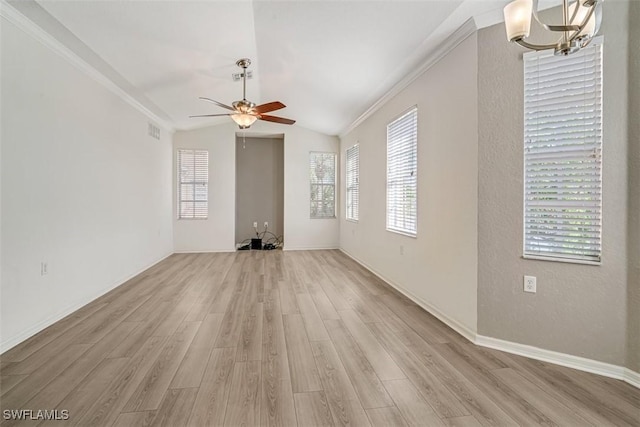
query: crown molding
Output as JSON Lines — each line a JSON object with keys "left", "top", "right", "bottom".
{"left": 339, "top": 18, "right": 477, "bottom": 138}
{"left": 0, "top": 0, "right": 175, "bottom": 133}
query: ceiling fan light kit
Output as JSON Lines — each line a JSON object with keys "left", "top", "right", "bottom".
{"left": 503, "top": 0, "right": 602, "bottom": 56}
{"left": 190, "top": 58, "right": 295, "bottom": 129}
{"left": 231, "top": 113, "right": 258, "bottom": 129}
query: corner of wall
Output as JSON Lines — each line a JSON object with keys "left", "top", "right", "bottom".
{"left": 626, "top": 0, "right": 640, "bottom": 374}
{"left": 1, "top": 13, "right": 175, "bottom": 353}
{"left": 477, "top": 3, "right": 630, "bottom": 368}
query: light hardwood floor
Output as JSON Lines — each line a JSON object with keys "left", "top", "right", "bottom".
{"left": 1, "top": 250, "right": 638, "bottom": 426}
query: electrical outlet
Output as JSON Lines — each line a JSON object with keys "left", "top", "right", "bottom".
{"left": 524, "top": 275, "right": 536, "bottom": 293}
{"left": 400, "top": 245, "right": 404, "bottom": 255}
{"left": 253, "top": 221, "right": 258, "bottom": 228}
{"left": 264, "top": 221, "right": 268, "bottom": 228}
{"left": 41, "top": 262, "right": 48, "bottom": 276}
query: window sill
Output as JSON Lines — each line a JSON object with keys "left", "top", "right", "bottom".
{"left": 310, "top": 216, "right": 337, "bottom": 220}
{"left": 345, "top": 218, "right": 359, "bottom": 223}
{"left": 522, "top": 254, "right": 601, "bottom": 266}
{"left": 386, "top": 228, "right": 417, "bottom": 239}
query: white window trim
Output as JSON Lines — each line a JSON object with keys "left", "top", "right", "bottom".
{"left": 346, "top": 143, "right": 359, "bottom": 222}
{"left": 177, "top": 149, "right": 209, "bottom": 220}
{"left": 522, "top": 37, "right": 603, "bottom": 265}
{"left": 309, "top": 151, "right": 337, "bottom": 219}
{"left": 386, "top": 106, "right": 418, "bottom": 238}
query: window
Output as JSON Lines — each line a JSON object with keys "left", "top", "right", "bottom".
{"left": 346, "top": 144, "right": 359, "bottom": 221}
{"left": 177, "top": 149, "right": 208, "bottom": 219}
{"left": 523, "top": 40, "right": 603, "bottom": 263}
{"left": 310, "top": 152, "right": 336, "bottom": 218}
{"left": 387, "top": 107, "right": 418, "bottom": 236}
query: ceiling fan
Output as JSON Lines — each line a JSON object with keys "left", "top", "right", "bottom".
{"left": 190, "top": 58, "right": 295, "bottom": 129}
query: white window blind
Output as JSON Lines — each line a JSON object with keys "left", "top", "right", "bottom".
{"left": 387, "top": 107, "right": 418, "bottom": 236}
{"left": 310, "top": 152, "right": 336, "bottom": 218}
{"left": 523, "top": 40, "right": 602, "bottom": 263}
{"left": 177, "top": 149, "right": 209, "bottom": 219}
{"left": 346, "top": 144, "right": 359, "bottom": 221}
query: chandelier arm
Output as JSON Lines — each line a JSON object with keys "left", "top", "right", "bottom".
{"left": 531, "top": 0, "right": 546, "bottom": 28}
{"left": 569, "top": 3, "right": 597, "bottom": 41}
{"left": 579, "top": 36, "right": 594, "bottom": 49}
{"left": 531, "top": 0, "right": 571, "bottom": 31}
{"left": 546, "top": 24, "right": 582, "bottom": 31}
{"left": 514, "top": 38, "right": 558, "bottom": 51}
{"left": 568, "top": 0, "right": 580, "bottom": 25}
{"left": 533, "top": 0, "right": 590, "bottom": 32}
{"left": 531, "top": 0, "right": 554, "bottom": 31}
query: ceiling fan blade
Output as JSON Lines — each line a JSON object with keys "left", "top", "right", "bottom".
{"left": 189, "top": 113, "right": 233, "bottom": 118}
{"left": 198, "top": 97, "right": 235, "bottom": 111}
{"left": 253, "top": 101, "right": 286, "bottom": 114}
{"left": 258, "top": 114, "right": 296, "bottom": 125}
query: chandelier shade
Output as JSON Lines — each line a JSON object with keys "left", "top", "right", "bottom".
{"left": 504, "top": 0, "right": 533, "bottom": 41}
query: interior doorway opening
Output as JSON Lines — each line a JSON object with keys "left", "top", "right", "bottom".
{"left": 235, "top": 133, "right": 284, "bottom": 249}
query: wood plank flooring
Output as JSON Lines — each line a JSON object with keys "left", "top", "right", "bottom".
{"left": 1, "top": 250, "right": 638, "bottom": 426}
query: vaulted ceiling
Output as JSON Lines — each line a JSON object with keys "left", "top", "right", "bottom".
{"left": 11, "top": 0, "right": 512, "bottom": 135}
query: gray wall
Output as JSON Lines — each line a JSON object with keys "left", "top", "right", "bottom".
{"left": 235, "top": 137, "right": 284, "bottom": 244}
{"left": 477, "top": 2, "right": 631, "bottom": 366}
{"left": 627, "top": 1, "right": 640, "bottom": 373}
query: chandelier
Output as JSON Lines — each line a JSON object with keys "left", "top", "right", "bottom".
{"left": 503, "top": 0, "right": 602, "bottom": 56}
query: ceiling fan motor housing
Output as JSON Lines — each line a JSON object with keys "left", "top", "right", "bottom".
{"left": 233, "top": 99, "right": 256, "bottom": 114}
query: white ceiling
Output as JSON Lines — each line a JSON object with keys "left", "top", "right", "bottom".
{"left": 17, "top": 0, "right": 511, "bottom": 135}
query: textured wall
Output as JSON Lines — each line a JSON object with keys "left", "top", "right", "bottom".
{"left": 477, "top": 2, "right": 630, "bottom": 365}
{"left": 627, "top": 0, "right": 640, "bottom": 373}
{"left": 235, "top": 137, "right": 284, "bottom": 244}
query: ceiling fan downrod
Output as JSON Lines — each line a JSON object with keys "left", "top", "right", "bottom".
{"left": 237, "top": 58, "right": 250, "bottom": 102}
{"left": 233, "top": 58, "right": 255, "bottom": 114}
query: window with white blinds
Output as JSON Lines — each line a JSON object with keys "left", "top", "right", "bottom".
{"left": 523, "top": 40, "right": 602, "bottom": 263}
{"left": 346, "top": 144, "right": 359, "bottom": 221}
{"left": 177, "top": 149, "right": 209, "bottom": 220}
{"left": 387, "top": 107, "right": 418, "bottom": 236}
{"left": 310, "top": 152, "right": 337, "bottom": 218}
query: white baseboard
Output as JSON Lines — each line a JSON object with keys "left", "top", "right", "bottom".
{"left": 0, "top": 251, "right": 173, "bottom": 354}
{"left": 173, "top": 249, "right": 235, "bottom": 253}
{"left": 339, "top": 248, "right": 476, "bottom": 343}
{"left": 475, "top": 335, "right": 640, "bottom": 389}
{"left": 283, "top": 246, "right": 339, "bottom": 251}
{"left": 338, "top": 248, "right": 639, "bottom": 390}
{"left": 624, "top": 368, "right": 640, "bottom": 389}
